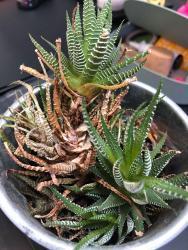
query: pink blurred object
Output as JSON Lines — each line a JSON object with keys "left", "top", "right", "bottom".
{"left": 174, "top": 77, "right": 185, "bottom": 82}
{"left": 177, "top": 1, "right": 188, "bottom": 17}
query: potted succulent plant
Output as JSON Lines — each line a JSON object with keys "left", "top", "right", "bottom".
{"left": 0, "top": 0, "right": 187, "bottom": 249}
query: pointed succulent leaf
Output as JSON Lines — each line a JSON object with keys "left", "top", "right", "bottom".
{"left": 101, "top": 116, "right": 123, "bottom": 161}
{"left": 168, "top": 172, "right": 188, "bottom": 187}
{"left": 82, "top": 99, "right": 108, "bottom": 156}
{"left": 126, "top": 215, "right": 134, "bottom": 234}
{"left": 89, "top": 213, "right": 116, "bottom": 223}
{"left": 74, "top": 4, "right": 83, "bottom": 45}
{"left": 99, "top": 21, "right": 123, "bottom": 70}
{"left": 82, "top": 29, "right": 110, "bottom": 81}
{"left": 131, "top": 208, "right": 145, "bottom": 234}
{"left": 75, "top": 226, "right": 110, "bottom": 250}
{"left": 66, "top": 12, "right": 75, "bottom": 63}
{"left": 51, "top": 187, "right": 87, "bottom": 215}
{"left": 140, "top": 206, "right": 152, "bottom": 227}
{"left": 143, "top": 149, "right": 152, "bottom": 176}
{"left": 100, "top": 39, "right": 122, "bottom": 72}
{"left": 86, "top": 192, "right": 102, "bottom": 200}
{"left": 41, "top": 36, "right": 71, "bottom": 77}
{"left": 80, "top": 182, "right": 97, "bottom": 192}
{"left": 132, "top": 82, "right": 163, "bottom": 159}
{"left": 87, "top": 0, "right": 111, "bottom": 55}
{"left": 39, "top": 82, "right": 46, "bottom": 112}
{"left": 74, "top": 38, "right": 86, "bottom": 73}
{"left": 97, "top": 51, "right": 148, "bottom": 80}
{"left": 103, "top": 61, "right": 145, "bottom": 85}
{"left": 29, "top": 35, "right": 59, "bottom": 75}
{"left": 144, "top": 189, "right": 171, "bottom": 208}
{"left": 123, "top": 102, "right": 146, "bottom": 166}
{"left": 145, "top": 176, "right": 188, "bottom": 201}
{"left": 83, "top": 0, "right": 96, "bottom": 44}
{"left": 113, "top": 159, "right": 124, "bottom": 187}
{"left": 131, "top": 192, "right": 148, "bottom": 205}
{"left": 150, "top": 150, "right": 178, "bottom": 177}
{"left": 44, "top": 220, "right": 86, "bottom": 229}
{"left": 97, "top": 152, "right": 112, "bottom": 175}
{"left": 93, "top": 225, "right": 115, "bottom": 246}
{"left": 41, "top": 36, "right": 56, "bottom": 50}
{"left": 127, "top": 154, "right": 144, "bottom": 179}
{"left": 118, "top": 204, "right": 130, "bottom": 240}
{"left": 150, "top": 133, "right": 167, "bottom": 160}
{"left": 99, "top": 193, "right": 125, "bottom": 211}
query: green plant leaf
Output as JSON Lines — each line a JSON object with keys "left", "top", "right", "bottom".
{"left": 143, "top": 149, "right": 152, "bottom": 176}
{"left": 83, "top": 0, "right": 96, "bottom": 44}
{"left": 131, "top": 208, "right": 144, "bottom": 233}
{"left": 75, "top": 4, "right": 83, "bottom": 45}
{"left": 92, "top": 225, "right": 115, "bottom": 246}
{"left": 168, "top": 172, "right": 188, "bottom": 187}
{"left": 150, "top": 133, "right": 167, "bottom": 160}
{"left": 105, "top": 61, "right": 145, "bottom": 85}
{"left": 51, "top": 187, "right": 87, "bottom": 215}
{"left": 99, "top": 193, "right": 125, "bottom": 211}
{"left": 144, "top": 189, "right": 171, "bottom": 208}
{"left": 75, "top": 226, "right": 110, "bottom": 250}
{"left": 66, "top": 12, "right": 75, "bottom": 63}
{"left": 145, "top": 176, "right": 188, "bottom": 201}
{"left": 99, "top": 21, "right": 123, "bottom": 70}
{"left": 101, "top": 115, "right": 123, "bottom": 161}
{"left": 123, "top": 102, "right": 146, "bottom": 168}
{"left": 82, "top": 28, "right": 110, "bottom": 81}
{"left": 97, "top": 152, "right": 112, "bottom": 175}
{"left": 82, "top": 99, "right": 110, "bottom": 157}
{"left": 29, "top": 34, "right": 59, "bottom": 75}
{"left": 132, "top": 82, "right": 163, "bottom": 160}
{"left": 118, "top": 204, "right": 130, "bottom": 240}
{"left": 44, "top": 220, "right": 85, "bottom": 229}
{"left": 98, "top": 51, "right": 148, "bottom": 80}
{"left": 150, "top": 150, "right": 178, "bottom": 177}
{"left": 113, "top": 159, "right": 124, "bottom": 187}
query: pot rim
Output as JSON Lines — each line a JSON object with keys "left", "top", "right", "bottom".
{"left": 0, "top": 81, "right": 188, "bottom": 250}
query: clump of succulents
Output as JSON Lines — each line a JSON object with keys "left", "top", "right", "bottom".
{"left": 0, "top": 0, "right": 187, "bottom": 249}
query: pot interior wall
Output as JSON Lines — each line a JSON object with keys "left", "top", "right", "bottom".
{"left": 0, "top": 82, "right": 187, "bottom": 250}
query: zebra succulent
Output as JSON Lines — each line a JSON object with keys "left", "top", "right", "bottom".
{"left": 0, "top": 0, "right": 144, "bottom": 188}
{"left": 0, "top": 0, "right": 146, "bottom": 230}
{"left": 82, "top": 83, "right": 188, "bottom": 208}
{"left": 82, "top": 83, "right": 188, "bottom": 207}
{"left": 20, "top": 0, "right": 147, "bottom": 97}
{"left": 0, "top": 0, "right": 187, "bottom": 249}
{"left": 41, "top": 83, "right": 188, "bottom": 249}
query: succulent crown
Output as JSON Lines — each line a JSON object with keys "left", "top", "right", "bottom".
{"left": 82, "top": 83, "right": 188, "bottom": 206}
{"left": 23, "top": 0, "right": 147, "bottom": 97}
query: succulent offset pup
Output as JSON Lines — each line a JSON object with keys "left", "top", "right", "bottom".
{"left": 0, "top": 0, "right": 187, "bottom": 249}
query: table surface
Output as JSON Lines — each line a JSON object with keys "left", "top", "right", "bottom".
{"left": 0, "top": 0, "right": 78, "bottom": 88}
{"left": 0, "top": 0, "right": 187, "bottom": 250}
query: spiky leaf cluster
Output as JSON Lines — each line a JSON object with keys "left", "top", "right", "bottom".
{"left": 82, "top": 83, "right": 188, "bottom": 207}
{"left": 0, "top": 0, "right": 187, "bottom": 249}
{"left": 42, "top": 84, "right": 188, "bottom": 249}
{"left": 23, "top": 0, "right": 147, "bottom": 97}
